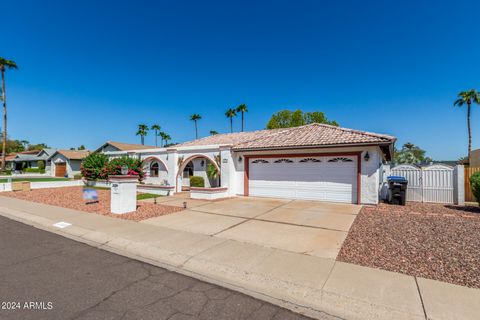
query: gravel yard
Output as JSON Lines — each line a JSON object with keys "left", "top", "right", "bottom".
{"left": 2, "top": 187, "right": 183, "bottom": 221}
{"left": 337, "top": 202, "right": 480, "bottom": 289}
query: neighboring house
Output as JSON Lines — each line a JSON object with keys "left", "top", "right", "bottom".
{"left": 8, "top": 148, "right": 58, "bottom": 173}
{"left": 102, "top": 123, "right": 396, "bottom": 204}
{"left": 95, "top": 141, "right": 157, "bottom": 153}
{"left": 469, "top": 149, "right": 480, "bottom": 167}
{"left": 49, "top": 150, "right": 90, "bottom": 178}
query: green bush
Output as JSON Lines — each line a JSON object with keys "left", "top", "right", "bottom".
{"left": 81, "top": 152, "right": 110, "bottom": 181}
{"left": 73, "top": 173, "right": 82, "bottom": 180}
{"left": 190, "top": 176, "right": 205, "bottom": 187}
{"left": 470, "top": 171, "right": 480, "bottom": 204}
{"left": 23, "top": 168, "right": 44, "bottom": 173}
{"left": 37, "top": 160, "right": 45, "bottom": 170}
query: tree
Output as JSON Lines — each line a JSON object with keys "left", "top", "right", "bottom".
{"left": 236, "top": 104, "right": 248, "bottom": 132}
{"left": 454, "top": 89, "right": 480, "bottom": 159}
{"left": 266, "top": 109, "right": 338, "bottom": 129}
{"left": 159, "top": 131, "right": 166, "bottom": 147}
{"left": 163, "top": 133, "right": 171, "bottom": 146}
{"left": 209, "top": 130, "right": 219, "bottom": 135}
{"left": 27, "top": 143, "right": 48, "bottom": 151}
{"left": 151, "top": 124, "right": 161, "bottom": 147}
{"left": 0, "top": 57, "right": 18, "bottom": 172}
{"left": 225, "top": 108, "right": 237, "bottom": 133}
{"left": 394, "top": 143, "right": 432, "bottom": 164}
{"left": 78, "top": 145, "right": 86, "bottom": 150}
{"left": 190, "top": 114, "right": 201, "bottom": 139}
{"left": 136, "top": 124, "right": 149, "bottom": 145}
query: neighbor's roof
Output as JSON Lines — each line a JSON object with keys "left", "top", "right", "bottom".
{"left": 53, "top": 150, "right": 91, "bottom": 160}
{"left": 97, "top": 141, "right": 158, "bottom": 152}
{"left": 175, "top": 123, "right": 395, "bottom": 150}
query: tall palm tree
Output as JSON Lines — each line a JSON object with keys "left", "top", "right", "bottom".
{"left": 236, "top": 104, "right": 248, "bottom": 132}
{"left": 190, "top": 114, "right": 202, "bottom": 139}
{"left": 0, "top": 57, "right": 18, "bottom": 172}
{"left": 225, "top": 108, "right": 237, "bottom": 133}
{"left": 151, "top": 124, "right": 161, "bottom": 147}
{"left": 163, "top": 134, "right": 171, "bottom": 146}
{"left": 209, "top": 130, "right": 219, "bottom": 135}
{"left": 454, "top": 89, "right": 480, "bottom": 158}
{"left": 136, "top": 124, "right": 149, "bottom": 145}
{"left": 159, "top": 131, "right": 166, "bottom": 147}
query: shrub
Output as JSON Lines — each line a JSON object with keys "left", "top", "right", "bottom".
{"left": 37, "top": 160, "right": 46, "bottom": 170}
{"left": 470, "top": 172, "right": 480, "bottom": 204}
{"left": 206, "top": 163, "right": 219, "bottom": 179}
{"left": 81, "top": 152, "right": 110, "bottom": 181}
{"left": 190, "top": 176, "right": 205, "bottom": 187}
{"left": 24, "top": 168, "right": 42, "bottom": 173}
{"left": 107, "top": 156, "right": 145, "bottom": 182}
{"left": 73, "top": 173, "right": 82, "bottom": 180}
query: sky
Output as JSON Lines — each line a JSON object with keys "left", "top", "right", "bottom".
{"left": 2, "top": 0, "right": 480, "bottom": 160}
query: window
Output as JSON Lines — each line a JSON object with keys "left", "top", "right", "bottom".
{"left": 299, "top": 158, "right": 321, "bottom": 163}
{"left": 328, "top": 157, "right": 353, "bottom": 163}
{"left": 274, "top": 158, "right": 294, "bottom": 163}
{"left": 150, "top": 162, "right": 159, "bottom": 177}
{"left": 252, "top": 159, "right": 269, "bottom": 164}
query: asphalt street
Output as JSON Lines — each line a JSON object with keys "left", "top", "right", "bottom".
{"left": 0, "top": 215, "right": 334, "bottom": 320}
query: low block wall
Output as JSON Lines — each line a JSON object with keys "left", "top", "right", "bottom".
{"left": 84, "top": 180, "right": 112, "bottom": 188}
{"left": 30, "top": 180, "right": 84, "bottom": 189}
{"left": 137, "top": 185, "right": 175, "bottom": 196}
{"left": 0, "top": 183, "right": 12, "bottom": 192}
{"left": 190, "top": 187, "right": 229, "bottom": 200}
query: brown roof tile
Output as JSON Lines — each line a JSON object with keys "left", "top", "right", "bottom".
{"left": 57, "top": 150, "right": 91, "bottom": 160}
{"left": 105, "top": 141, "right": 158, "bottom": 151}
{"left": 175, "top": 123, "right": 395, "bottom": 150}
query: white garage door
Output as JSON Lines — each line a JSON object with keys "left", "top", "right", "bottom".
{"left": 249, "top": 156, "right": 357, "bottom": 203}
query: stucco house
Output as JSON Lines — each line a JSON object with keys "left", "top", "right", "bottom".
{"left": 49, "top": 150, "right": 90, "bottom": 178}
{"left": 3, "top": 148, "right": 57, "bottom": 173}
{"left": 102, "top": 123, "right": 396, "bottom": 204}
{"left": 469, "top": 149, "right": 480, "bottom": 167}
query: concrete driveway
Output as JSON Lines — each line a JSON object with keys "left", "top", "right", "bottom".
{"left": 142, "top": 196, "right": 361, "bottom": 259}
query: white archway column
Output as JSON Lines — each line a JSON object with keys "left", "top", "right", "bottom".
{"left": 220, "top": 145, "right": 235, "bottom": 196}
{"left": 166, "top": 148, "right": 178, "bottom": 193}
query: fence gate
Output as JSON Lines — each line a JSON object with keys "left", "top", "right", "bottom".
{"left": 390, "top": 164, "right": 454, "bottom": 204}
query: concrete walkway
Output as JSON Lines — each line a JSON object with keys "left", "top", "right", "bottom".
{"left": 0, "top": 196, "right": 478, "bottom": 320}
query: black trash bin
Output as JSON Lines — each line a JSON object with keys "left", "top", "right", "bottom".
{"left": 387, "top": 176, "right": 408, "bottom": 205}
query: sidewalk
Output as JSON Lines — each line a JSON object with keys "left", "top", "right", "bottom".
{"left": 0, "top": 196, "right": 478, "bottom": 320}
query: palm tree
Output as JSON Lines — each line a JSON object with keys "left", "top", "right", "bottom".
{"left": 225, "top": 108, "right": 237, "bottom": 133}
{"left": 454, "top": 89, "right": 480, "bottom": 158}
{"left": 136, "top": 124, "right": 149, "bottom": 145}
{"left": 151, "top": 124, "right": 161, "bottom": 147}
{"left": 209, "top": 130, "right": 219, "bottom": 135}
{"left": 236, "top": 104, "right": 248, "bottom": 132}
{"left": 163, "top": 134, "right": 171, "bottom": 146}
{"left": 0, "top": 57, "right": 18, "bottom": 172}
{"left": 190, "top": 114, "right": 202, "bottom": 139}
{"left": 159, "top": 131, "right": 166, "bottom": 147}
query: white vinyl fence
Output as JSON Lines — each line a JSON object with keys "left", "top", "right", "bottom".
{"left": 384, "top": 164, "right": 464, "bottom": 205}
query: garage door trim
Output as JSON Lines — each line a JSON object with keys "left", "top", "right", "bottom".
{"left": 244, "top": 152, "right": 362, "bottom": 204}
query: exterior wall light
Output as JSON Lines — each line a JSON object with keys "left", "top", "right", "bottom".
{"left": 121, "top": 165, "right": 129, "bottom": 175}
{"left": 201, "top": 160, "right": 205, "bottom": 167}
{"left": 364, "top": 152, "right": 370, "bottom": 162}
{"left": 238, "top": 156, "right": 243, "bottom": 162}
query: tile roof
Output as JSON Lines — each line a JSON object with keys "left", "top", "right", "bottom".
{"left": 56, "top": 150, "right": 91, "bottom": 160}
{"left": 174, "top": 123, "right": 395, "bottom": 150}
{"left": 104, "top": 141, "right": 158, "bottom": 151}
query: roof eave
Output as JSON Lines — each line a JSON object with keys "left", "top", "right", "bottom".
{"left": 232, "top": 141, "right": 395, "bottom": 153}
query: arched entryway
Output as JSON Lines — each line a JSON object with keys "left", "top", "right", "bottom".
{"left": 176, "top": 154, "right": 221, "bottom": 192}
{"left": 142, "top": 156, "right": 168, "bottom": 185}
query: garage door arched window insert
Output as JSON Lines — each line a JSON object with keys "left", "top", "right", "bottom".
{"left": 299, "top": 158, "right": 321, "bottom": 163}
{"left": 328, "top": 157, "right": 353, "bottom": 163}
{"left": 150, "top": 162, "right": 159, "bottom": 177}
{"left": 274, "top": 159, "right": 294, "bottom": 163}
{"left": 252, "top": 159, "right": 269, "bottom": 164}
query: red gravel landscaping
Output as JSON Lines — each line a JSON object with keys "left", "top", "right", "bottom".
{"left": 337, "top": 202, "right": 480, "bottom": 289}
{"left": 2, "top": 187, "right": 183, "bottom": 221}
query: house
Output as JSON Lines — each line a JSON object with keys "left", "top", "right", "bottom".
{"left": 469, "top": 149, "right": 480, "bottom": 167}
{"left": 3, "top": 148, "right": 58, "bottom": 173}
{"left": 95, "top": 141, "right": 157, "bottom": 153}
{"left": 48, "top": 150, "right": 90, "bottom": 178}
{"left": 101, "top": 123, "right": 396, "bottom": 204}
